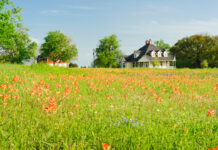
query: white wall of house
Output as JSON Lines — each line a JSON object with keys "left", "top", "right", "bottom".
{"left": 123, "top": 61, "right": 175, "bottom": 69}
{"left": 125, "top": 62, "right": 133, "bottom": 68}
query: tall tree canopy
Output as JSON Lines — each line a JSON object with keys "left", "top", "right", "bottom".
{"left": 0, "top": 0, "right": 37, "bottom": 63}
{"left": 93, "top": 34, "right": 122, "bottom": 68}
{"left": 40, "top": 31, "right": 78, "bottom": 64}
{"left": 154, "top": 39, "right": 170, "bottom": 50}
{"left": 170, "top": 34, "right": 218, "bottom": 68}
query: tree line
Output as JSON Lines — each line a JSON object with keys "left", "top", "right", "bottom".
{"left": 0, "top": 1, "right": 78, "bottom": 65}
{"left": 0, "top": 1, "right": 217, "bottom": 68}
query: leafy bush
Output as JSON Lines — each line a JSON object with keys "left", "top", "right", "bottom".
{"left": 201, "top": 60, "right": 208, "bottom": 68}
{"left": 69, "top": 63, "right": 78, "bottom": 68}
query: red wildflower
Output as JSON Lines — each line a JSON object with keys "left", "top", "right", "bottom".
{"left": 156, "top": 96, "right": 162, "bottom": 102}
{"left": 0, "top": 84, "right": 7, "bottom": 89}
{"left": 13, "top": 95, "right": 19, "bottom": 99}
{"left": 56, "top": 83, "right": 61, "bottom": 88}
{"left": 102, "top": 143, "right": 109, "bottom": 149}
{"left": 151, "top": 91, "right": 156, "bottom": 97}
{"left": 3, "top": 101, "right": 8, "bottom": 105}
{"left": 12, "top": 74, "right": 18, "bottom": 82}
{"left": 124, "top": 94, "right": 128, "bottom": 98}
{"left": 2, "top": 94, "right": 10, "bottom": 100}
{"left": 44, "top": 97, "right": 57, "bottom": 112}
{"left": 74, "top": 104, "right": 79, "bottom": 108}
{"left": 92, "top": 104, "right": 96, "bottom": 107}
{"left": 207, "top": 109, "right": 215, "bottom": 117}
{"left": 74, "top": 88, "right": 78, "bottom": 93}
{"left": 106, "top": 96, "right": 112, "bottom": 100}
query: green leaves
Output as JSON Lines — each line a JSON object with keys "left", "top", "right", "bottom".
{"left": 154, "top": 40, "right": 170, "bottom": 50}
{"left": 0, "top": 0, "right": 36, "bottom": 63}
{"left": 170, "top": 34, "right": 218, "bottom": 68}
{"left": 40, "top": 31, "right": 78, "bottom": 64}
{"left": 94, "top": 34, "right": 122, "bottom": 68}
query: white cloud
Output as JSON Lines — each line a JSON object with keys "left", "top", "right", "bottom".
{"left": 40, "top": 10, "right": 82, "bottom": 16}
{"left": 40, "top": 10, "right": 64, "bottom": 16}
{"left": 30, "top": 37, "right": 41, "bottom": 44}
{"left": 66, "top": 6, "right": 96, "bottom": 10}
{"left": 36, "top": 23, "right": 60, "bottom": 27}
{"left": 116, "top": 18, "right": 218, "bottom": 44}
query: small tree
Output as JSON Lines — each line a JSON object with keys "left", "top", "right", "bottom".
{"left": 94, "top": 34, "right": 121, "bottom": 68}
{"left": 201, "top": 60, "right": 208, "bottom": 68}
{"left": 69, "top": 63, "right": 78, "bottom": 68}
{"left": 40, "top": 31, "right": 78, "bottom": 65}
{"left": 154, "top": 40, "right": 170, "bottom": 50}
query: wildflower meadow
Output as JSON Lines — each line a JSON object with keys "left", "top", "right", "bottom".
{"left": 0, "top": 64, "right": 217, "bottom": 149}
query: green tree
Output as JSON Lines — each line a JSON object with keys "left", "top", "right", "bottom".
{"left": 40, "top": 31, "right": 78, "bottom": 64}
{"left": 94, "top": 34, "right": 121, "bottom": 68}
{"left": 154, "top": 39, "right": 170, "bottom": 50}
{"left": 0, "top": 0, "right": 37, "bottom": 63}
{"left": 170, "top": 34, "right": 218, "bottom": 68}
{"left": 201, "top": 60, "right": 208, "bottom": 68}
{"left": 152, "top": 57, "right": 160, "bottom": 67}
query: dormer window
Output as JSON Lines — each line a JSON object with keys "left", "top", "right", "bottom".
{"left": 157, "top": 51, "right": 162, "bottom": 57}
{"left": 151, "top": 51, "right": 155, "bottom": 57}
{"left": 163, "top": 51, "right": 168, "bottom": 57}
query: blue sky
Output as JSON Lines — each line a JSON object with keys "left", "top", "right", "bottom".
{"left": 14, "top": 0, "right": 218, "bottom": 66}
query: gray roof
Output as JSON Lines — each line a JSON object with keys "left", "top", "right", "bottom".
{"left": 124, "top": 43, "right": 175, "bottom": 62}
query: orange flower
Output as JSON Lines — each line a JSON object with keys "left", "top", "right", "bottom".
{"left": 102, "top": 143, "right": 109, "bottom": 149}
{"left": 156, "top": 96, "right": 162, "bottom": 102}
{"left": 0, "top": 84, "right": 7, "bottom": 89}
{"left": 92, "top": 104, "right": 96, "bottom": 107}
{"left": 3, "top": 101, "right": 8, "bottom": 105}
{"left": 106, "top": 96, "right": 112, "bottom": 100}
{"left": 124, "top": 94, "right": 128, "bottom": 98}
{"left": 2, "top": 94, "right": 10, "bottom": 100}
{"left": 208, "top": 148, "right": 213, "bottom": 150}
{"left": 74, "top": 104, "right": 79, "bottom": 108}
{"left": 151, "top": 91, "right": 156, "bottom": 97}
{"left": 44, "top": 97, "right": 57, "bottom": 112}
{"left": 13, "top": 95, "right": 19, "bottom": 99}
{"left": 68, "top": 111, "right": 73, "bottom": 114}
{"left": 207, "top": 109, "right": 215, "bottom": 117}
{"left": 12, "top": 74, "right": 18, "bottom": 82}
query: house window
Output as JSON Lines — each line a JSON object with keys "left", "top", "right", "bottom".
{"left": 163, "top": 52, "right": 168, "bottom": 57}
{"left": 140, "top": 62, "right": 143, "bottom": 67}
{"left": 158, "top": 52, "right": 162, "bottom": 57}
{"left": 151, "top": 51, "right": 155, "bottom": 57}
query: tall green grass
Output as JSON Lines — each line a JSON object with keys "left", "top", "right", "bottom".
{"left": 0, "top": 64, "right": 217, "bottom": 149}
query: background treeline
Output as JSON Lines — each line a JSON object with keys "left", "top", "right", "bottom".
{"left": 170, "top": 35, "right": 218, "bottom": 68}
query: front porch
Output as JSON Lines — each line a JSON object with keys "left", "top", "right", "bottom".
{"left": 123, "top": 61, "right": 176, "bottom": 69}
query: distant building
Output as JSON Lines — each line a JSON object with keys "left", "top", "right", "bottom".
{"left": 121, "top": 40, "right": 176, "bottom": 68}
{"left": 37, "top": 55, "right": 69, "bottom": 68}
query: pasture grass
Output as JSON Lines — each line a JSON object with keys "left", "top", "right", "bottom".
{"left": 0, "top": 64, "right": 217, "bottom": 149}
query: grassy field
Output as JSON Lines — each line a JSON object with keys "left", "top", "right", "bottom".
{"left": 0, "top": 64, "right": 217, "bottom": 150}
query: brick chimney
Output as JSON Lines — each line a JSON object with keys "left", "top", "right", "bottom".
{"left": 145, "top": 39, "right": 152, "bottom": 45}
